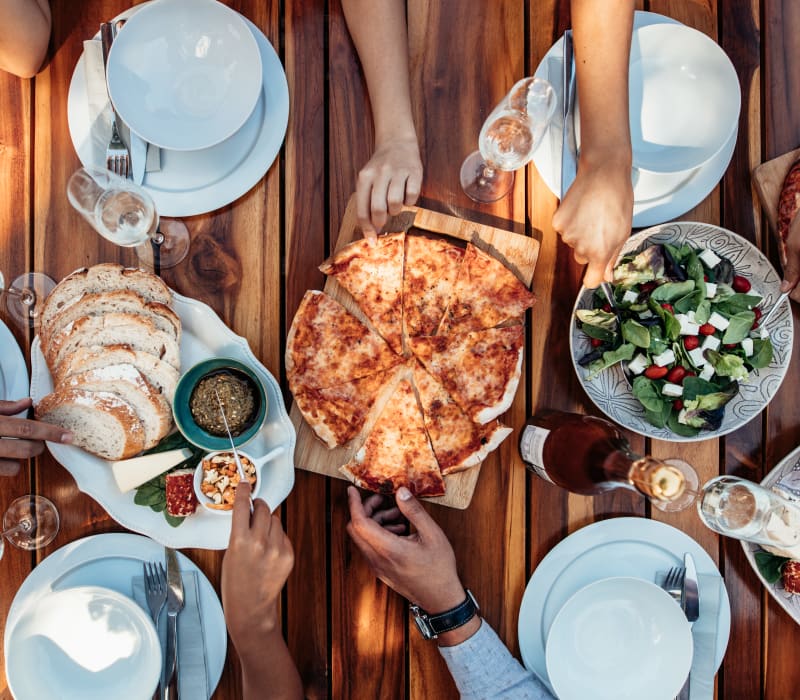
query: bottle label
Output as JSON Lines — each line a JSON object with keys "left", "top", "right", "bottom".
{"left": 520, "top": 425, "right": 554, "bottom": 484}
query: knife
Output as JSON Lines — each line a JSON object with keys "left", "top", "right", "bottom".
{"left": 163, "top": 547, "right": 185, "bottom": 700}
{"left": 560, "top": 29, "right": 578, "bottom": 199}
{"left": 682, "top": 552, "right": 700, "bottom": 624}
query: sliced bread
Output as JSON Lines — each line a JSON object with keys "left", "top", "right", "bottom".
{"left": 35, "top": 388, "right": 146, "bottom": 460}
{"left": 59, "top": 364, "right": 172, "bottom": 450}
{"left": 53, "top": 344, "right": 180, "bottom": 402}
{"left": 39, "top": 264, "right": 172, "bottom": 331}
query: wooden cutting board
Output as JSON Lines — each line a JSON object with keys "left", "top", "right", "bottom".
{"left": 752, "top": 146, "right": 800, "bottom": 231}
{"left": 289, "top": 195, "right": 539, "bottom": 509}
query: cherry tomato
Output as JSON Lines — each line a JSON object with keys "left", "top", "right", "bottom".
{"left": 723, "top": 343, "right": 738, "bottom": 350}
{"left": 640, "top": 282, "right": 657, "bottom": 293}
{"left": 752, "top": 306, "right": 762, "bottom": 329}
{"left": 590, "top": 337, "right": 603, "bottom": 348}
{"left": 661, "top": 303, "right": 674, "bottom": 313}
{"left": 602, "top": 303, "right": 612, "bottom": 313}
{"left": 644, "top": 365, "right": 668, "bottom": 380}
{"left": 683, "top": 335, "right": 700, "bottom": 351}
{"left": 666, "top": 366, "right": 688, "bottom": 384}
{"left": 732, "top": 275, "right": 751, "bottom": 293}
{"left": 703, "top": 274, "right": 709, "bottom": 282}
{"left": 673, "top": 399, "right": 684, "bottom": 411}
{"left": 699, "top": 323, "right": 716, "bottom": 336}
{"left": 684, "top": 371, "right": 696, "bottom": 378}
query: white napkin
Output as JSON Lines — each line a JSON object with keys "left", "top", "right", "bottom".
{"left": 132, "top": 570, "right": 210, "bottom": 700}
{"left": 82, "top": 39, "right": 161, "bottom": 173}
{"left": 689, "top": 573, "right": 724, "bottom": 700}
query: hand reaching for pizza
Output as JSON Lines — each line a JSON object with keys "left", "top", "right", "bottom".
{"left": 552, "top": 156, "right": 633, "bottom": 289}
{"left": 780, "top": 212, "right": 800, "bottom": 303}
{"left": 355, "top": 134, "right": 423, "bottom": 239}
{"left": 0, "top": 398, "right": 71, "bottom": 475}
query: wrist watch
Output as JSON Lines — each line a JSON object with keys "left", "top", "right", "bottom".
{"left": 410, "top": 589, "right": 479, "bottom": 640}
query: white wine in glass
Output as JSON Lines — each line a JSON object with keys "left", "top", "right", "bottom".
{"left": 0, "top": 270, "right": 56, "bottom": 330}
{"left": 0, "top": 495, "right": 60, "bottom": 558}
{"left": 461, "top": 77, "right": 556, "bottom": 203}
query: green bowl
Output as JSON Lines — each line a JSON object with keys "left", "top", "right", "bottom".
{"left": 172, "top": 358, "right": 267, "bottom": 451}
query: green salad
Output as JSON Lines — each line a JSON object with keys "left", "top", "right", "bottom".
{"left": 575, "top": 242, "right": 774, "bottom": 437}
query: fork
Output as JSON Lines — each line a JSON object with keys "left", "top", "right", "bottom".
{"left": 661, "top": 566, "right": 690, "bottom": 699}
{"left": 100, "top": 22, "right": 130, "bottom": 178}
{"left": 143, "top": 562, "right": 167, "bottom": 698}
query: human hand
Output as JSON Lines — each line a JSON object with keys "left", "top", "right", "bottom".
{"left": 552, "top": 156, "right": 634, "bottom": 288}
{"left": 346, "top": 486, "right": 465, "bottom": 614}
{"left": 222, "top": 482, "right": 294, "bottom": 649}
{"left": 0, "top": 398, "right": 71, "bottom": 475}
{"left": 780, "top": 213, "right": 800, "bottom": 302}
{"left": 356, "top": 134, "right": 422, "bottom": 239}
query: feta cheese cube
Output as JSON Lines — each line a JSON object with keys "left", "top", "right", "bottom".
{"left": 653, "top": 349, "right": 676, "bottom": 367}
{"left": 688, "top": 347, "right": 707, "bottom": 367}
{"left": 677, "top": 408, "right": 689, "bottom": 424}
{"left": 622, "top": 289, "right": 638, "bottom": 304}
{"left": 699, "top": 248, "right": 722, "bottom": 268}
{"left": 705, "top": 282, "right": 718, "bottom": 298}
{"left": 627, "top": 353, "right": 650, "bottom": 375}
{"left": 700, "top": 364, "right": 716, "bottom": 381}
{"left": 662, "top": 382, "right": 684, "bottom": 398}
{"left": 701, "top": 335, "right": 721, "bottom": 352}
{"left": 677, "top": 314, "right": 700, "bottom": 335}
{"left": 686, "top": 310, "right": 697, "bottom": 323}
{"left": 742, "top": 338, "right": 754, "bottom": 357}
{"left": 638, "top": 309, "right": 653, "bottom": 320}
{"left": 708, "top": 311, "right": 730, "bottom": 331}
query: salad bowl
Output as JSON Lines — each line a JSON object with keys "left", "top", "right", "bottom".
{"left": 570, "top": 222, "right": 793, "bottom": 442}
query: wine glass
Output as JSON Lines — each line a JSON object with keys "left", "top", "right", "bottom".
{"left": 461, "top": 77, "right": 557, "bottom": 203}
{"left": 0, "top": 495, "right": 59, "bottom": 558}
{"left": 0, "top": 269, "right": 56, "bottom": 329}
{"left": 67, "top": 167, "right": 190, "bottom": 272}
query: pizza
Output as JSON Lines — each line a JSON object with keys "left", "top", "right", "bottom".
{"left": 438, "top": 243, "right": 535, "bottom": 334}
{"left": 319, "top": 232, "right": 406, "bottom": 354}
{"left": 778, "top": 158, "right": 800, "bottom": 266}
{"left": 408, "top": 326, "right": 524, "bottom": 424}
{"left": 413, "top": 364, "right": 512, "bottom": 474}
{"left": 286, "top": 290, "right": 402, "bottom": 389}
{"left": 340, "top": 380, "right": 445, "bottom": 497}
{"left": 403, "top": 235, "right": 464, "bottom": 337}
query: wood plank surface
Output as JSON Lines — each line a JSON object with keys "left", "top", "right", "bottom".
{"left": 1, "top": 1, "right": 798, "bottom": 699}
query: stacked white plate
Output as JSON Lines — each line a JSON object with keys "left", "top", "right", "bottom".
{"left": 67, "top": 0, "right": 290, "bottom": 217}
{"left": 533, "top": 11, "right": 741, "bottom": 227}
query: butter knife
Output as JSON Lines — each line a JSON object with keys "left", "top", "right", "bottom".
{"left": 560, "top": 29, "right": 578, "bottom": 199}
{"left": 683, "top": 552, "right": 700, "bottom": 623}
{"left": 163, "top": 547, "right": 185, "bottom": 700}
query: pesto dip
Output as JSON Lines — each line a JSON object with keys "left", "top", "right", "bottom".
{"left": 189, "top": 369, "right": 257, "bottom": 437}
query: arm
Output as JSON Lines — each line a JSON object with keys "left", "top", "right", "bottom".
{"left": 551, "top": 0, "right": 635, "bottom": 288}
{"left": 0, "top": 398, "right": 71, "bottom": 475}
{"left": 346, "top": 487, "right": 552, "bottom": 698}
{"left": 222, "top": 482, "right": 303, "bottom": 700}
{"left": 341, "top": 0, "right": 422, "bottom": 238}
{"left": 0, "top": 0, "right": 51, "bottom": 78}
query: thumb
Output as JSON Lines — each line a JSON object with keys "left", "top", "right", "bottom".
{"left": 395, "top": 487, "right": 438, "bottom": 537}
{"left": 582, "top": 260, "right": 606, "bottom": 289}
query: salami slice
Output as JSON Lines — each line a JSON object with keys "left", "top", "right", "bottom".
{"left": 777, "top": 158, "right": 800, "bottom": 264}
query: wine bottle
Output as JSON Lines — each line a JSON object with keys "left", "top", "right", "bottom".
{"left": 519, "top": 410, "right": 698, "bottom": 511}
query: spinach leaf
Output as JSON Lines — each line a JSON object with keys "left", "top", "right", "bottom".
{"left": 644, "top": 402, "right": 672, "bottom": 429}
{"left": 650, "top": 280, "right": 696, "bottom": 302}
{"left": 748, "top": 338, "right": 774, "bottom": 369}
{"left": 584, "top": 343, "right": 636, "bottom": 381}
{"left": 694, "top": 299, "right": 712, "bottom": 325}
{"left": 576, "top": 308, "right": 618, "bottom": 343}
{"left": 622, "top": 319, "right": 651, "bottom": 349}
{"left": 142, "top": 431, "right": 191, "bottom": 455}
{"left": 685, "top": 250, "right": 707, "bottom": 298}
{"left": 649, "top": 299, "right": 681, "bottom": 341}
{"left": 755, "top": 551, "right": 789, "bottom": 584}
{"left": 673, "top": 290, "right": 704, "bottom": 314}
{"left": 682, "top": 376, "right": 719, "bottom": 400}
{"left": 667, "top": 410, "right": 700, "bottom": 437}
{"left": 632, "top": 375, "right": 667, "bottom": 413}
{"left": 722, "top": 311, "right": 756, "bottom": 344}
{"left": 164, "top": 513, "right": 186, "bottom": 528}
{"left": 715, "top": 293, "right": 762, "bottom": 315}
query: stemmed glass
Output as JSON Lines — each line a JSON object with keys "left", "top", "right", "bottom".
{"left": 0, "top": 495, "right": 59, "bottom": 558}
{"left": 67, "top": 167, "right": 190, "bottom": 273}
{"left": 0, "top": 270, "right": 56, "bottom": 329}
{"left": 461, "top": 77, "right": 557, "bottom": 203}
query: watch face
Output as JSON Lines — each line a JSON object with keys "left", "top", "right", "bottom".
{"left": 412, "top": 613, "right": 434, "bottom": 639}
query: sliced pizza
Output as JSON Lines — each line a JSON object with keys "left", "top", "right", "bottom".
{"left": 402, "top": 235, "right": 465, "bottom": 338}
{"left": 437, "top": 243, "right": 535, "bottom": 334}
{"left": 340, "top": 379, "right": 445, "bottom": 497}
{"left": 292, "top": 365, "right": 402, "bottom": 449}
{"left": 409, "top": 326, "right": 524, "bottom": 424}
{"left": 413, "top": 364, "right": 512, "bottom": 474}
{"left": 319, "top": 232, "right": 406, "bottom": 354}
{"left": 286, "top": 290, "right": 402, "bottom": 389}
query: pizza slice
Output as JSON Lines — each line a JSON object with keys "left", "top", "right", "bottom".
{"left": 339, "top": 379, "right": 445, "bottom": 497}
{"left": 402, "top": 235, "right": 465, "bottom": 338}
{"left": 319, "top": 232, "right": 406, "bottom": 354}
{"left": 286, "top": 290, "right": 402, "bottom": 389}
{"left": 292, "top": 365, "right": 402, "bottom": 449}
{"left": 409, "top": 326, "right": 524, "bottom": 424}
{"left": 413, "top": 364, "right": 512, "bottom": 474}
{"left": 437, "top": 243, "right": 535, "bottom": 334}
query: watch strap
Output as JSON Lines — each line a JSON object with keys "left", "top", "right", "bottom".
{"left": 411, "top": 589, "right": 479, "bottom": 639}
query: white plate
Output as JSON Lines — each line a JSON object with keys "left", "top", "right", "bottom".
{"left": 742, "top": 444, "right": 800, "bottom": 624}
{"left": 7, "top": 585, "right": 161, "bottom": 700}
{"left": 29, "top": 291, "right": 296, "bottom": 549}
{"left": 545, "top": 577, "right": 693, "bottom": 700}
{"left": 517, "top": 517, "right": 730, "bottom": 694}
{"left": 107, "top": 0, "right": 262, "bottom": 152}
{"left": 569, "top": 222, "right": 793, "bottom": 442}
{"left": 67, "top": 4, "right": 289, "bottom": 217}
{"left": 0, "top": 319, "right": 28, "bottom": 407}
{"left": 532, "top": 11, "right": 737, "bottom": 227}
{"left": 4, "top": 533, "right": 225, "bottom": 699}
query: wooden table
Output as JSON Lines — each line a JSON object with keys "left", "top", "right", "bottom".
{"left": 1, "top": 1, "right": 798, "bottom": 698}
